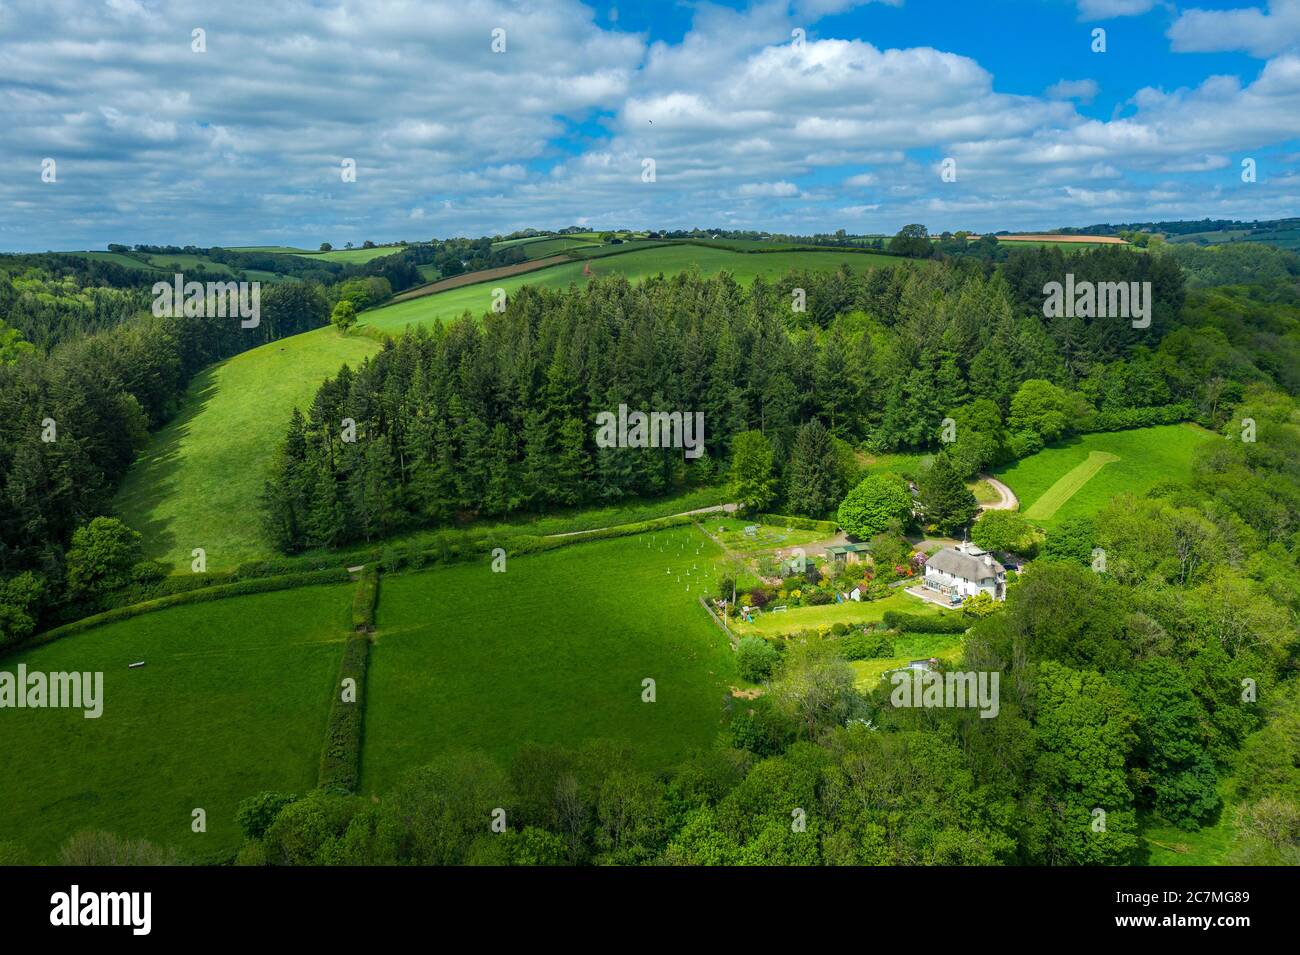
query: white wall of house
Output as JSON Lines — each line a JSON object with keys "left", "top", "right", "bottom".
{"left": 924, "top": 566, "right": 1000, "bottom": 600}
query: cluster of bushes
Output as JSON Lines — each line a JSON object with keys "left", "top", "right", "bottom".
{"left": 742, "top": 566, "right": 888, "bottom": 611}
{"left": 837, "top": 631, "right": 895, "bottom": 661}
{"left": 1077, "top": 402, "right": 1195, "bottom": 434}
{"left": 881, "top": 610, "right": 969, "bottom": 634}
{"left": 751, "top": 513, "right": 838, "bottom": 533}
{"left": 728, "top": 627, "right": 895, "bottom": 682}
{"left": 736, "top": 636, "right": 782, "bottom": 682}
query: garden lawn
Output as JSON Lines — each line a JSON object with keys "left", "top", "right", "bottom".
{"left": 357, "top": 245, "right": 904, "bottom": 334}
{"left": 114, "top": 326, "right": 381, "bottom": 571}
{"left": 732, "top": 588, "right": 941, "bottom": 638}
{"left": 993, "top": 424, "right": 1217, "bottom": 528}
{"left": 849, "top": 633, "right": 965, "bottom": 688}
{"left": 0, "top": 583, "right": 353, "bottom": 862}
{"left": 361, "top": 525, "right": 736, "bottom": 793}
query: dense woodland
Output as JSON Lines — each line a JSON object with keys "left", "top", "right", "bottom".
{"left": 258, "top": 244, "right": 1233, "bottom": 552}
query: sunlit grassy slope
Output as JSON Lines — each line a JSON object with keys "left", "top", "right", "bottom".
{"left": 114, "top": 327, "right": 381, "bottom": 571}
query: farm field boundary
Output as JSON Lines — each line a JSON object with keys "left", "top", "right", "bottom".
{"left": 389, "top": 255, "right": 570, "bottom": 303}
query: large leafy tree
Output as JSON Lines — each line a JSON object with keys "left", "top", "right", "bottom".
{"left": 837, "top": 473, "right": 913, "bottom": 538}
{"left": 970, "top": 509, "right": 1034, "bottom": 554}
{"left": 65, "top": 516, "right": 142, "bottom": 599}
{"left": 728, "top": 430, "right": 777, "bottom": 512}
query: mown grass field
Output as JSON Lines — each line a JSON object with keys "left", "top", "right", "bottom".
{"left": 114, "top": 326, "right": 381, "bottom": 571}
{"left": 0, "top": 584, "right": 352, "bottom": 862}
{"left": 357, "top": 245, "right": 905, "bottom": 333}
{"left": 994, "top": 424, "right": 1216, "bottom": 528}
{"left": 69, "top": 250, "right": 168, "bottom": 271}
{"left": 360, "top": 526, "right": 737, "bottom": 793}
{"left": 289, "top": 246, "right": 404, "bottom": 264}
{"left": 144, "top": 252, "right": 240, "bottom": 276}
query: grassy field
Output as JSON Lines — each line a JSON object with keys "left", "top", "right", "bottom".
{"left": 1022, "top": 451, "right": 1120, "bottom": 520}
{"left": 994, "top": 424, "right": 1216, "bottom": 528}
{"left": 732, "top": 588, "right": 941, "bottom": 638}
{"left": 360, "top": 526, "right": 737, "bottom": 792}
{"left": 1139, "top": 813, "right": 1234, "bottom": 866}
{"left": 289, "top": 246, "right": 404, "bottom": 264}
{"left": 0, "top": 583, "right": 352, "bottom": 861}
{"left": 358, "top": 245, "right": 905, "bottom": 333}
{"left": 144, "top": 253, "right": 239, "bottom": 276}
{"left": 304, "top": 485, "right": 735, "bottom": 569}
{"left": 859, "top": 450, "right": 933, "bottom": 480}
{"left": 515, "top": 237, "right": 600, "bottom": 258}
{"left": 114, "top": 326, "right": 381, "bottom": 571}
{"left": 224, "top": 245, "right": 310, "bottom": 253}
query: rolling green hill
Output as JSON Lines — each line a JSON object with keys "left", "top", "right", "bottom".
{"left": 358, "top": 244, "right": 904, "bottom": 333}
{"left": 114, "top": 326, "right": 381, "bottom": 571}
{"left": 289, "top": 246, "right": 405, "bottom": 264}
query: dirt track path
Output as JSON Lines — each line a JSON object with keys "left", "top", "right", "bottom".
{"left": 979, "top": 474, "right": 1019, "bottom": 511}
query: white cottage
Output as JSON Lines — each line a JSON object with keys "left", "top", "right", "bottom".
{"left": 923, "top": 544, "right": 1006, "bottom": 603}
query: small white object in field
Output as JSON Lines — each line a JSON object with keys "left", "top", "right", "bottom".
{"left": 128, "top": 661, "right": 145, "bottom": 669}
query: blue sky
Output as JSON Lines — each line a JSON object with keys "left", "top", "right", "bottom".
{"left": 1, "top": 0, "right": 1298, "bottom": 250}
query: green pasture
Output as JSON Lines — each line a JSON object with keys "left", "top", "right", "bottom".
{"left": 732, "top": 588, "right": 941, "bottom": 638}
{"left": 994, "top": 424, "right": 1216, "bottom": 528}
{"left": 0, "top": 583, "right": 353, "bottom": 861}
{"left": 360, "top": 526, "right": 737, "bottom": 792}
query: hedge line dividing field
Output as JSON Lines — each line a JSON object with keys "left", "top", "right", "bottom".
{"left": 317, "top": 630, "right": 371, "bottom": 792}
{"left": 351, "top": 567, "right": 380, "bottom": 632}
{"left": 752, "top": 513, "right": 839, "bottom": 533}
